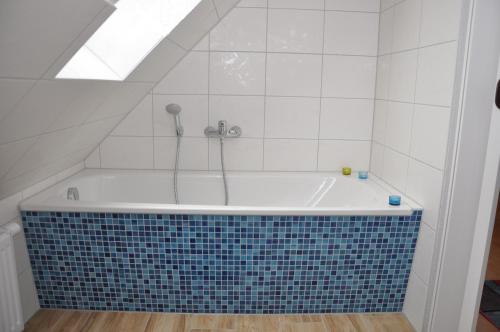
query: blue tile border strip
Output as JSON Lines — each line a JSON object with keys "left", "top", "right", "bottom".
{"left": 22, "top": 210, "right": 422, "bottom": 314}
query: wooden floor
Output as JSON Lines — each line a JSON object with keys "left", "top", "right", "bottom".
{"left": 477, "top": 198, "right": 500, "bottom": 332}
{"left": 24, "top": 310, "right": 415, "bottom": 332}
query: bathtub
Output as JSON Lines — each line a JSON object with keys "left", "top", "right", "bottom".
{"left": 20, "top": 169, "right": 418, "bottom": 216}
{"left": 20, "top": 170, "right": 422, "bottom": 314}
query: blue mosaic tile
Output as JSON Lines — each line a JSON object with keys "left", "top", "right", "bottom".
{"left": 22, "top": 210, "right": 421, "bottom": 314}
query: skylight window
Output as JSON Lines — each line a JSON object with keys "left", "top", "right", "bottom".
{"left": 57, "top": 0, "right": 201, "bottom": 81}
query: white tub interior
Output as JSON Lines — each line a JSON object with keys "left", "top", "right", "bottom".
{"left": 20, "top": 170, "right": 420, "bottom": 216}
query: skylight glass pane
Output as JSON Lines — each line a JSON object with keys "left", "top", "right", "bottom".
{"left": 57, "top": 0, "right": 202, "bottom": 81}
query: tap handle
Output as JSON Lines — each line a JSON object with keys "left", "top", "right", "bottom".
{"left": 218, "top": 120, "right": 227, "bottom": 136}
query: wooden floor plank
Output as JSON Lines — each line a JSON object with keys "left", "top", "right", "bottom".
{"left": 237, "top": 315, "right": 281, "bottom": 332}
{"left": 186, "top": 314, "right": 237, "bottom": 331}
{"left": 24, "top": 310, "right": 415, "bottom": 332}
{"left": 23, "top": 310, "right": 92, "bottom": 332}
{"left": 280, "top": 315, "right": 325, "bottom": 332}
{"left": 144, "top": 313, "right": 187, "bottom": 332}
{"left": 322, "top": 314, "right": 359, "bottom": 332}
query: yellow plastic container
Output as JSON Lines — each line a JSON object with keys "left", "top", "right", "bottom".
{"left": 342, "top": 167, "right": 352, "bottom": 176}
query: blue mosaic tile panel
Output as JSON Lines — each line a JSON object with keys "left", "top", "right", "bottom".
{"left": 22, "top": 211, "right": 422, "bottom": 314}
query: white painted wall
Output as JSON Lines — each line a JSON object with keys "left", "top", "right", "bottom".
{"left": 372, "top": 0, "right": 462, "bottom": 330}
{"left": 0, "top": 163, "right": 84, "bottom": 323}
{"left": 88, "top": 0, "right": 380, "bottom": 172}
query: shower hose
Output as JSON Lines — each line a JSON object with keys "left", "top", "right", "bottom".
{"left": 220, "top": 138, "right": 229, "bottom": 206}
{"left": 173, "top": 136, "right": 228, "bottom": 206}
{"left": 173, "top": 135, "right": 181, "bottom": 204}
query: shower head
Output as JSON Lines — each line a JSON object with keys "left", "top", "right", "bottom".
{"left": 166, "top": 104, "right": 184, "bottom": 136}
{"left": 166, "top": 103, "right": 182, "bottom": 115}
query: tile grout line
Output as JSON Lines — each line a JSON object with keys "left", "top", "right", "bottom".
{"left": 207, "top": 32, "right": 212, "bottom": 171}
{"left": 368, "top": 0, "right": 383, "bottom": 175}
{"left": 404, "top": 0, "right": 426, "bottom": 196}
{"left": 261, "top": 1, "right": 269, "bottom": 171}
{"left": 315, "top": 0, "right": 327, "bottom": 171}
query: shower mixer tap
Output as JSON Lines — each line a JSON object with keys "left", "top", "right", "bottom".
{"left": 205, "top": 120, "right": 241, "bottom": 138}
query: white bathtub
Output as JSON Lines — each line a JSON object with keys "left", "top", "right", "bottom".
{"left": 19, "top": 169, "right": 419, "bottom": 216}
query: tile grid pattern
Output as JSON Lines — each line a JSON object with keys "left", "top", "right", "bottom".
{"left": 89, "top": 0, "right": 380, "bottom": 173}
{"left": 23, "top": 210, "right": 421, "bottom": 314}
{"left": 373, "top": 0, "right": 460, "bottom": 329}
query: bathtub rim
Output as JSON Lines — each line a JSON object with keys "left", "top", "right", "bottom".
{"left": 19, "top": 169, "right": 422, "bottom": 216}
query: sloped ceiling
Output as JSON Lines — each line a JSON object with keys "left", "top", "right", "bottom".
{"left": 0, "top": 0, "right": 240, "bottom": 199}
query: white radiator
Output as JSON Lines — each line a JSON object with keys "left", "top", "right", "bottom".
{"left": 0, "top": 223, "right": 23, "bottom": 332}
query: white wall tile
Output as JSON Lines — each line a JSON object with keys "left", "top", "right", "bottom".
{"left": 210, "top": 8, "right": 267, "bottom": 52}
{"left": 210, "top": 52, "right": 266, "bottom": 95}
{"left": 318, "top": 140, "right": 371, "bottom": 171}
{"left": 0, "top": 138, "right": 36, "bottom": 180}
{"left": 268, "top": 9, "right": 324, "bottom": 54}
{"left": 320, "top": 99, "right": 373, "bottom": 140}
{"left": 378, "top": 8, "right": 394, "bottom": 55}
{"left": 155, "top": 137, "right": 208, "bottom": 170}
{"left": 238, "top": 0, "right": 267, "bottom": 8}
{"left": 370, "top": 142, "right": 385, "bottom": 177}
{"left": 412, "top": 222, "right": 436, "bottom": 284}
{"left": 322, "top": 55, "right": 377, "bottom": 98}
{"left": 388, "top": 50, "right": 418, "bottom": 103}
{"left": 153, "top": 94, "right": 208, "bottom": 137}
{"left": 85, "top": 148, "right": 101, "bottom": 168}
{"left": 392, "top": 0, "right": 422, "bottom": 52}
{"left": 212, "top": 0, "right": 241, "bottom": 17}
{"left": 411, "top": 105, "right": 450, "bottom": 169}
{"left": 193, "top": 35, "right": 210, "bottom": 51}
{"left": 210, "top": 95, "right": 265, "bottom": 138}
{"left": 385, "top": 101, "right": 414, "bottom": 154}
{"left": 268, "top": 0, "right": 324, "bottom": 10}
{"left": 0, "top": 151, "right": 88, "bottom": 200}
{"left": 0, "top": 80, "right": 91, "bottom": 144}
{"left": 376, "top": 55, "right": 392, "bottom": 99}
{"left": 419, "top": 0, "right": 461, "bottom": 46}
{"left": 0, "top": 0, "right": 108, "bottom": 79}
{"left": 154, "top": 52, "right": 209, "bottom": 94}
{"left": 18, "top": 267, "right": 39, "bottom": 323}
{"left": 100, "top": 137, "right": 154, "bottom": 169}
{"left": 324, "top": 12, "right": 379, "bottom": 56}
{"left": 127, "top": 39, "right": 186, "bottom": 83}
{"left": 0, "top": 193, "right": 23, "bottom": 226}
{"left": 382, "top": 148, "right": 409, "bottom": 192}
{"left": 381, "top": 0, "right": 398, "bottom": 10}
{"left": 325, "top": 0, "right": 380, "bottom": 12}
{"left": 406, "top": 159, "right": 444, "bottom": 230}
{"left": 19, "top": 163, "right": 83, "bottom": 200}
{"left": 372, "top": 101, "right": 388, "bottom": 144}
{"left": 266, "top": 53, "right": 322, "bottom": 97}
{"left": 0, "top": 79, "right": 36, "bottom": 122}
{"left": 66, "top": 117, "right": 119, "bottom": 153}
{"left": 167, "top": 0, "right": 219, "bottom": 50}
{"left": 85, "top": 82, "right": 153, "bottom": 122}
{"left": 264, "top": 139, "right": 318, "bottom": 171}
{"left": 265, "top": 97, "right": 320, "bottom": 139}
{"left": 47, "top": 82, "right": 120, "bottom": 131}
{"left": 93, "top": 1, "right": 382, "bottom": 179}
{"left": 4, "top": 129, "right": 75, "bottom": 180}
{"left": 111, "top": 94, "right": 153, "bottom": 137}
{"left": 415, "top": 42, "right": 457, "bottom": 107}
{"left": 403, "top": 272, "right": 427, "bottom": 332}
{"left": 209, "top": 138, "right": 263, "bottom": 170}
